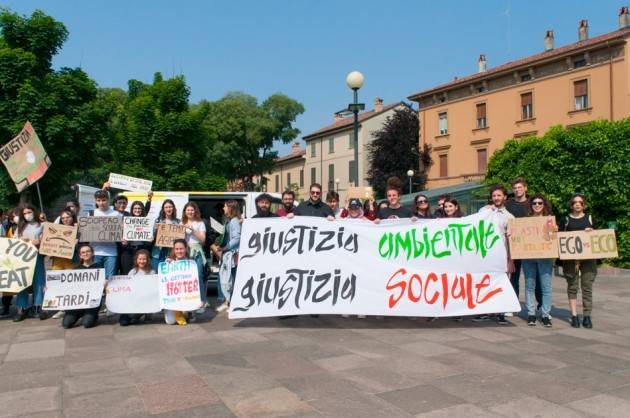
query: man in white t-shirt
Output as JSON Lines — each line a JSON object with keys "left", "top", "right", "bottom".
{"left": 91, "top": 190, "right": 122, "bottom": 279}
{"left": 474, "top": 184, "right": 515, "bottom": 325}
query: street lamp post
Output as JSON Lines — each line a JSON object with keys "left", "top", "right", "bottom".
{"left": 335, "top": 178, "right": 340, "bottom": 193}
{"left": 346, "top": 71, "right": 365, "bottom": 187}
{"left": 407, "top": 169, "right": 414, "bottom": 195}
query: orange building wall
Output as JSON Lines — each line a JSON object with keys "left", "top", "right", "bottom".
{"left": 420, "top": 49, "right": 630, "bottom": 188}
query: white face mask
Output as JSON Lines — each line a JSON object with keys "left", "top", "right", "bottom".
{"left": 24, "top": 214, "right": 34, "bottom": 222}
{"left": 13, "top": 216, "right": 19, "bottom": 224}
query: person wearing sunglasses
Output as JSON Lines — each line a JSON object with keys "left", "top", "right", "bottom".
{"left": 289, "top": 183, "right": 335, "bottom": 220}
{"left": 414, "top": 194, "right": 432, "bottom": 219}
{"left": 522, "top": 193, "right": 557, "bottom": 327}
{"left": 562, "top": 193, "right": 596, "bottom": 329}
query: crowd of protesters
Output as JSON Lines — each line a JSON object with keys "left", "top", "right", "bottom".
{"left": 0, "top": 176, "right": 598, "bottom": 330}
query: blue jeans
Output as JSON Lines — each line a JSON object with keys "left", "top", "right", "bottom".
{"left": 522, "top": 259, "right": 553, "bottom": 317}
{"left": 151, "top": 247, "right": 170, "bottom": 272}
{"left": 16, "top": 255, "right": 46, "bottom": 309}
{"left": 94, "top": 255, "right": 118, "bottom": 280}
{"left": 193, "top": 252, "right": 206, "bottom": 303}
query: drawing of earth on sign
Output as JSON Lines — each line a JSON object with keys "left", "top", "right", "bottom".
{"left": 26, "top": 151, "right": 36, "bottom": 164}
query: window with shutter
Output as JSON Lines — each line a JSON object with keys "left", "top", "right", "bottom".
{"left": 574, "top": 80, "right": 588, "bottom": 110}
{"left": 438, "top": 112, "right": 448, "bottom": 135}
{"left": 299, "top": 170, "right": 304, "bottom": 187}
{"left": 477, "top": 149, "right": 488, "bottom": 173}
{"left": 310, "top": 167, "right": 316, "bottom": 185}
{"left": 476, "top": 103, "right": 487, "bottom": 128}
{"left": 521, "top": 93, "right": 533, "bottom": 120}
{"left": 439, "top": 154, "right": 448, "bottom": 178}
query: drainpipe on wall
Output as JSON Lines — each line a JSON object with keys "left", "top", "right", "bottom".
{"left": 607, "top": 41, "right": 613, "bottom": 121}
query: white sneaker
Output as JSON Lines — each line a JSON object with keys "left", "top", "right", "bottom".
{"left": 52, "top": 311, "right": 64, "bottom": 319}
{"left": 215, "top": 303, "right": 229, "bottom": 313}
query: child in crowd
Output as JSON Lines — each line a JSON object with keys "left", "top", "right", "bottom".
{"left": 120, "top": 249, "right": 156, "bottom": 326}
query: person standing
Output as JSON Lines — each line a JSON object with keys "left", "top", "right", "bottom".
{"left": 433, "top": 194, "right": 451, "bottom": 218}
{"left": 120, "top": 201, "right": 152, "bottom": 275}
{"left": 474, "top": 185, "right": 515, "bottom": 325}
{"left": 505, "top": 177, "right": 542, "bottom": 307}
{"left": 151, "top": 199, "right": 180, "bottom": 271}
{"left": 91, "top": 190, "right": 122, "bottom": 280}
{"left": 1, "top": 208, "right": 19, "bottom": 316}
{"left": 522, "top": 194, "right": 557, "bottom": 327}
{"left": 215, "top": 200, "right": 241, "bottom": 313}
{"left": 51, "top": 209, "right": 78, "bottom": 270}
{"left": 562, "top": 193, "right": 597, "bottom": 329}
{"left": 13, "top": 204, "right": 47, "bottom": 322}
{"left": 326, "top": 191, "right": 342, "bottom": 218}
{"left": 289, "top": 183, "right": 335, "bottom": 219}
{"left": 414, "top": 194, "right": 432, "bottom": 219}
{"left": 376, "top": 179, "right": 413, "bottom": 220}
{"left": 62, "top": 244, "right": 101, "bottom": 329}
{"left": 182, "top": 202, "right": 207, "bottom": 313}
{"left": 276, "top": 191, "right": 296, "bottom": 217}
{"left": 252, "top": 194, "right": 278, "bottom": 218}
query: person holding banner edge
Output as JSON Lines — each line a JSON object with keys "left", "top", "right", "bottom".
{"left": 182, "top": 202, "right": 207, "bottom": 315}
{"left": 13, "top": 204, "right": 48, "bottom": 322}
{"left": 562, "top": 193, "right": 597, "bottom": 329}
{"left": 62, "top": 244, "right": 101, "bottom": 329}
{"left": 522, "top": 194, "right": 557, "bottom": 327}
{"left": 215, "top": 200, "right": 241, "bottom": 313}
{"left": 288, "top": 183, "right": 335, "bottom": 219}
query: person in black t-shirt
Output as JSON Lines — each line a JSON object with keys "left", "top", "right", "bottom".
{"left": 376, "top": 179, "right": 413, "bottom": 220}
{"left": 289, "top": 183, "right": 335, "bottom": 219}
{"left": 252, "top": 193, "right": 279, "bottom": 218}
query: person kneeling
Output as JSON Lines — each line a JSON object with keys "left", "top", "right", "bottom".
{"left": 63, "top": 244, "right": 100, "bottom": 329}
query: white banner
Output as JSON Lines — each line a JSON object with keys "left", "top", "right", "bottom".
{"left": 42, "top": 269, "right": 106, "bottom": 311}
{"left": 105, "top": 274, "right": 161, "bottom": 313}
{"left": 229, "top": 212, "right": 520, "bottom": 318}
{"left": 123, "top": 217, "right": 155, "bottom": 241}
{"left": 108, "top": 173, "right": 152, "bottom": 192}
{"left": 158, "top": 260, "right": 202, "bottom": 311}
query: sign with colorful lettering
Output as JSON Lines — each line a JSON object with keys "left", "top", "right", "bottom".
{"left": 507, "top": 217, "right": 558, "bottom": 259}
{"left": 39, "top": 222, "right": 78, "bottom": 259}
{"left": 158, "top": 260, "right": 202, "bottom": 311}
{"left": 154, "top": 223, "right": 186, "bottom": 248}
{"left": 42, "top": 269, "right": 106, "bottom": 310}
{"left": 123, "top": 217, "right": 155, "bottom": 241}
{"left": 0, "top": 238, "right": 37, "bottom": 293}
{"left": 108, "top": 173, "right": 152, "bottom": 192}
{"left": 105, "top": 274, "right": 161, "bottom": 313}
{"left": 0, "top": 121, "right": 51, "bottom": 192}
{"left": 78, "top": 216, "right": 123, "bottom": 242}
{"left": 229, "top": 212, "right": 520, "bottom": 318}
{"left": 558, "top": 229, "right": 618, "bottom": 260}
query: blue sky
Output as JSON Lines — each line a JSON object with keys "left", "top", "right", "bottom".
{"left": 3, "top": 0, "right": 625, "bottom": 155}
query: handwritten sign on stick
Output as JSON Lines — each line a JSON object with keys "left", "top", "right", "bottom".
{"left": 39, "top": 222, "right": 78, "bottom": 259}
{"left": 123, "top": 217, "right": 155, "bottom": 241}
{"left": 78, "top": 216, "right": 122, "bottom": 242}
{"left": 155, "top": 223, "right": 186, "bottom": 248}
{"left": 507, "top": 217, "right": 558, "bottom": 259}
{"left": 0, "top": 121, "right": 51, "bottom": 192}
{"left": 558, "top": 229, "right": 618, "bottom": 260}
{"left": 0, "top": 238, "right": 37, "bottom": 293}
{"left": 108, "top": 173, "right": 152, "bottom": 192}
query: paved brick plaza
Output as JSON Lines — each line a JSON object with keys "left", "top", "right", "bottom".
{"left": 1, "top": 268, "right": 629, "bottom": 418}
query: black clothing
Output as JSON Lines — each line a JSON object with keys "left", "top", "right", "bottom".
{"left": 253, "top": 211, "right": 279, "bottom": 218}
{"left": 505, "top": 200, "right": 529, "bottom": 218}
{"left": 414, "top": 211, "right": 433, "bottom": 219}
{"left": 432, "top": 208, "right": 446, "bottom": 219}
{"left": 294, "top": 200, "right": 335, "bottom": 218}
{"left": 377, "top": 206, "right": 414, "bottom": 219}
{"left": 564, "top": 214, "right": 593, "bottom": 231}
{"left": 64, "top": 262, "right": 101, "bottom": 328}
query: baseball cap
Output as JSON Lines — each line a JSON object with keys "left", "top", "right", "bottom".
{"left": 348, "top": 198, "right": 362, "bottom": 208}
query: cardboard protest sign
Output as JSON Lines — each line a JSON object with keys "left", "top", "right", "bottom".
{"left": 0, "top": 121, "right": 52, "bottom": 192}
{"left": 558, "top": 229, "right": 618, "bottom": 260}
{"left": 42, "top": 269, "right": 105, "bottom": 311}
{"left": 76, "top": 184, "right": 100, "bottom": 217}
{"left": 507, "top": 217, "right": 558, "bottom": 259}
{"left": 209, "top": 217, "right": 225, "bottom": 234}
{"left": 347, "top": 186, "right": 374, "bottom": 200}
{"left": 158, "top": 260, "right": 202, "bottom": 311}
{"left": 154, "top": 223, "right": 186, "bottom": 248}
{"left": 105, "top": 274, "right": 161, "bottom": 314}
{"left": 229, "top": 212, "right": 520, "bottom": 319}
{"left": 108, "top": 173, "right": 152, "bottom": 192}
{"left": 0, "top": 238, "right": 38, "bottom": 293}
{"left": 123, "top": 217, "right": 155, "bottom": 241}
{"left": 39, "top": 222, "right": 78, "bottom": 259}
{"left": 78, "top": 216, "right": 123, "bottom": 242}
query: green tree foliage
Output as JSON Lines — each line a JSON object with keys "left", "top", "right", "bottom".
{"left": 202, "top": 92, "right": 304, "bottom": 190}
{"left": 484, "top": 120, "right": 630, "bottom": 267}
{"left": 366, "top": 107, "right": 432, "bottom": 198}
{"left": 0, "top": 9, "right": 111, "bottom": 207}
{"left": 95, "top": 73, "right": 227, "bottom": 191}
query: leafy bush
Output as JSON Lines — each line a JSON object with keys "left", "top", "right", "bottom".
{"left": 485, "top": 119, "right": 630, "bottom": 267}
